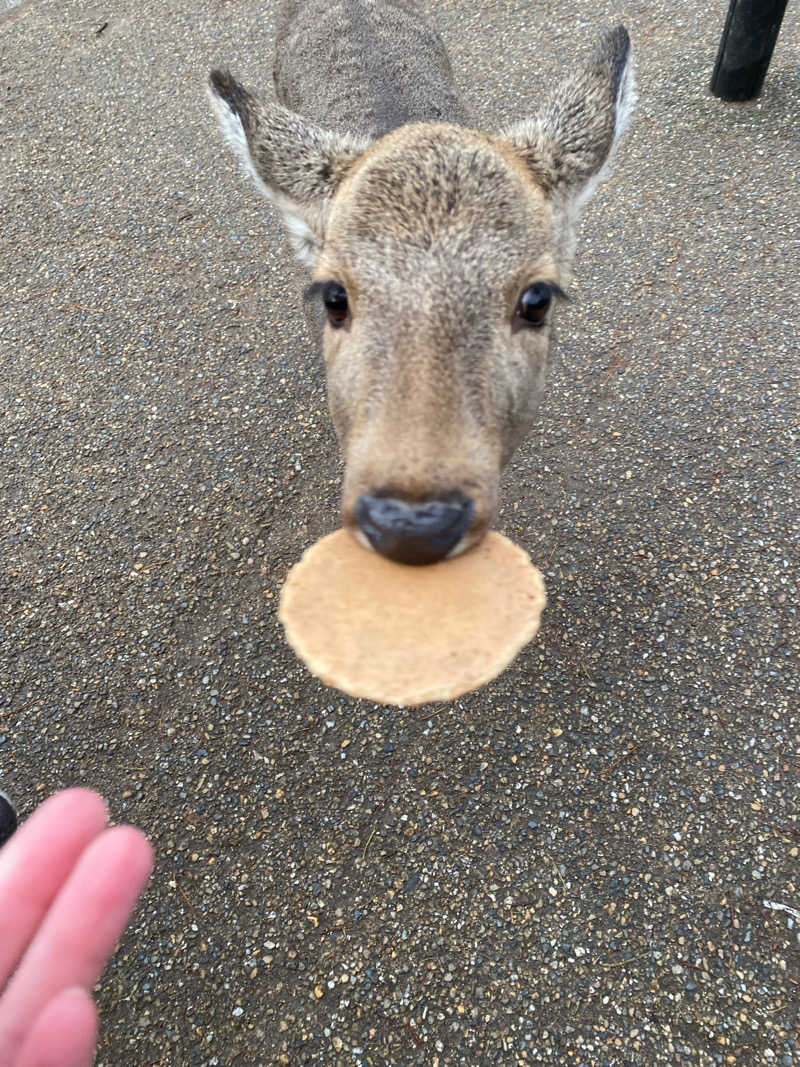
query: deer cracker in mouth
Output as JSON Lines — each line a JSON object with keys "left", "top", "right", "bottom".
{"left": 208, "top": 1, "right": 634, "bottom": 565}
{"left": 278, "top": 529, "right": 547, "bottom": 705}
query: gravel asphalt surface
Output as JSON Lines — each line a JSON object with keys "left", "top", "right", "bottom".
{"left": 1, "top": 0, "right": 798, "bottom": 1063}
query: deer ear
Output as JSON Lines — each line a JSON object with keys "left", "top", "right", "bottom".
{"left": 208, "top": 70, "right": 370, "bottom": 267}
{"left": 503, "top": 26, "right": 634, "bottom": 214}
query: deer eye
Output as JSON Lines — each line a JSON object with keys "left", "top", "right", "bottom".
{"left": 322, "top": 282, "right": 349, "bottom": 327}
{"left": 514, "top": 283, "right": 553, "bottom": 329}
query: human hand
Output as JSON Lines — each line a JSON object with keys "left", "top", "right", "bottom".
{"left": 0, "top": 789, "right": 153, "bottom": 1067}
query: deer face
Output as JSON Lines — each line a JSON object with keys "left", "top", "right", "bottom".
{"left": 208, "top": 27, "right": 633, "bottom": 562}
{"left": 310, "top": 125, "right": 568, "bottom": 561}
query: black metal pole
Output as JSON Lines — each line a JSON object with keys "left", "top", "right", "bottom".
{"left": 710, "top": 0, "right": 790, "bottom": 101}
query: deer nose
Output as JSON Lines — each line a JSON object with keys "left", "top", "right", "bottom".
{"left": 355, "top": 492, "right": 475, "bottom": 565}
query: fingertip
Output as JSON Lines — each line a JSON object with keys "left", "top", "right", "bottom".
{"left": 73, "top": 824, "right": 155, "bottom": 918}
{"left": 106, "top": 824, "right": 155, "bottom": 883}
{"left": 0, "top": 788, "right": 110, "bottom": 891}
{"left": 38, "top": 788, "right": 109, "bottom": 830}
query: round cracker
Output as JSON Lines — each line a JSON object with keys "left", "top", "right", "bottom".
{"left": 278, "top": 529, "right": 546, "bottom": 706}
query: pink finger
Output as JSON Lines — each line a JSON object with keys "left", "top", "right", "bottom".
{"left": 0, "top": 789, "right": 109, "bottom": 987}
{"left": 0, "top": 825, "right": 153, "bottom": 1064}
{"left": 13, "top": 987, "right": 98, "bottom": 1067}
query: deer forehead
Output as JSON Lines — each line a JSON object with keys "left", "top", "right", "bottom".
{"left": 321, "top": 124, "right": 555, "bottom": 283}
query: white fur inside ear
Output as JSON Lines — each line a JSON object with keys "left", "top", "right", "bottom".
{"left": 208, "top": 89, "right": 251, "bottom": 172}
{"left": 275, "top": 195, "right": 321, "bottom": 267}
{"left": 610, "top": 57, "right": 637, "bottom": 157}
{"left": 208, "top": 87, "right": 320, "bottom": 268}
{"left": 574, "top": 55, "right": 637, "bottom": 212}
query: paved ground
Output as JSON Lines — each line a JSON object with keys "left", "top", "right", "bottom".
{"left": 1, "top": 0, "right": 798, "bottom": 1063}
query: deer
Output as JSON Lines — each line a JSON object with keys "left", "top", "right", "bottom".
{"left": 207, "top": 0, "right": 634, "bottom": 565}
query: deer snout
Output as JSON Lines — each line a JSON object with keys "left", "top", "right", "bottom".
{"left": 355, "top": 492, "right": 475, "bottom": 565}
